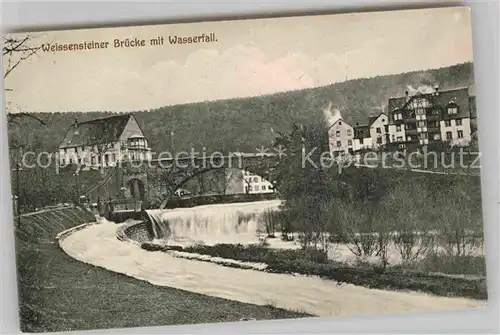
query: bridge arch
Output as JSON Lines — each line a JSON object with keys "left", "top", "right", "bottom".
{"left": 159, "top": 166, "right": 275, "bottom": 209}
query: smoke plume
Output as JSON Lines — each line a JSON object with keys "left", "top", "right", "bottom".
{"left": 406, "top": 84, "right": 436, "bottom": 95}
{"left": 323, "top": 102, "right": 342, "bottom": 127}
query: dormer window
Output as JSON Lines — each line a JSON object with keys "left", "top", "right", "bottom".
{"left": 447, "top": 106, "right": 458, "bottom": 115}
{"left": 394, "top": 112, "right": 403, "bottom": 121}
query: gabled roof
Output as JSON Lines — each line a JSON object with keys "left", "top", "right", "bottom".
{"left": 387, "top": 87, "right": 471, "bottom": 119}
{"left": 388, "top": 96, "right": 407, "bottom": 113}
{"left": 59, "top": 114, "right": 133, "bottom": 149}
{"left": 353, "top": 124, "right": 370, "bottom": 139}
{"left": 327, "top": 117, "right": 352, "bottom": 131}
{"left": 368, "top": 113, "right": 387, "bottom": 126}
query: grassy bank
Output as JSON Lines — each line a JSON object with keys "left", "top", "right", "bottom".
{"left": 144, "top": 243, "right": 487, "bottom": 301}
{"left": 16, "top": 207, "right": 310, "bottom": 333}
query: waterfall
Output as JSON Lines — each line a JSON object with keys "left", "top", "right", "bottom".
{"left": 142, "top": 209, "right": 170, "bottom": 240}
{"left": 145, "top": 200, "right": 282, "bottom": 246}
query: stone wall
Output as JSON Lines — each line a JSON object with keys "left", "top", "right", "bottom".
{"left": 116, "top": 220, "right": 152, "bottom": 245}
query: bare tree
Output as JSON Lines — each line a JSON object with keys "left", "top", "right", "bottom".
{"left": 4, "top": 34, "right": 44, "bottom": 124}
{"left": 380, "top": 182, "right": 435, "bottom": 264}
{"left": 336, "top": 199, "right": 379, "bottom": 258}
{"left": 3, "top": 34, "right": 42, "bottom": 80}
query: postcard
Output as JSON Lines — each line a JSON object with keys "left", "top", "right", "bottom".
{"left": 3, "top": 6, "right": 487, "bottom": 333}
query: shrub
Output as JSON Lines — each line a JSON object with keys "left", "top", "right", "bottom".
{"left": 182, "top": 243, "right": 329, "bottom": 265}
{"left": 141, "top": 243, "right": 183, "bottom": 252}
{"left": 403, "top": 252, "right": 487, "bottom": 276}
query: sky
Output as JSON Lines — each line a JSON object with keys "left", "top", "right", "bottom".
{"left": 3, "top": 6, "right": 474, "bottom": 113}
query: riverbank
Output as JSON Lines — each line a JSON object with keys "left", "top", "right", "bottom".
{"left": 16, "top": 207, "right": 309, "bottom": 333}
{"left": 60, "top": 221, "right": 486, "bottom": 318}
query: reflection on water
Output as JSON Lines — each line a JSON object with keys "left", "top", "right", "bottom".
{"left": 147, "top": 200, "right": 282, "bottom": 246}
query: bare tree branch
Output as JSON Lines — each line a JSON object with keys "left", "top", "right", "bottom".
{"left": 3, "top": 35, "right": 42, "bottom": 79}
{"left": 7, "top": 113, "right": 46, "bottom": 126}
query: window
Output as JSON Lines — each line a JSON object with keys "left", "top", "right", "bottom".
{"left": 91, "top": 156, "right": 96, "bottom": 165}
{"left": 429, "top": 121, "right": 439, "bottom": 128}
{"left": 456, "top": 119, "right": 462, "bottom": 126}
{"left": 446, "top": 131, "right": 453, "bottom": 140}
{"left": 447, "top": 107, "right": 458, "bottom": 115}
{"left": 112, "top": 154, "right": 116, "bottom": 162}
{"left": 457, "top": 130, "right": 464, "bottom": 138}
{"left": 262, "top": 185, "right": 266, "bottom": 191}
{"left": 381, "top": 118, "right": 385, "bottom": 123}
{"left": 336, "top": 131, "right": 340, "bottom": 137}
{"left": 61, "top": 158, "right": 65, "bottom": 165}
{"left": 417, "top": 120, "right": 426, "bottom": 128}
{"left": 397, "top": 136, "right": 403, "bottom": 142}
{"left": 347, "top": 129, "right": 352, "bottom": 136}
{"left": 392, "top": 135, "right": 395, "bottom": 142}
{"left": 416, "top": 108, "right": 425, "bottom": 116}
{"left": 253, "top": 177, "right": 259, "bottom": 183}
{"left": 419, "top": 132, "right": 428, "bottom": 140}
{"left": 347, "top": 140, "right": 352, "bottom": 146}
{"left": 376, "top": 127, "right": 381, "bottom": 134}
{"left": 338, "top": 121, "right": 342, "bottom": 126}
{"left": 407, "top": 136, "right": 412, "bottom": 141}
{"left": 359, "top": 138, "right": 364, "bottom": 144}
{"left": 336, "top": 141, "right": 342, "bottom": 147}
{"left": 445, "top": 120, "right": 451, "bottom": 127}
{"left": 394, "top": 113, "right": 402, "bottom": 121}
{"left": 396, "top": 125, "right": 402, "bottom": 132}
{"left": 254, "top": 185, "right": 260, "bottom": 192}
{"left": 432, "top": 109, "right": 440, "bottom": 115}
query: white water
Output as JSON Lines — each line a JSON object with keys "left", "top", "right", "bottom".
{"left": 147, "top": 200, "right": 282, "bottom": 246}
{"left": 60, "top": 220, "right": 486, "bottom": 317}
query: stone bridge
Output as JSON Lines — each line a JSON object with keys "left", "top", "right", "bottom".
{"left": 118, "top": 152, "right": 281, "bottom": 209}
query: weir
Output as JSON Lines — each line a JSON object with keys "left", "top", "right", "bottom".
{"left": 140, "top": 200, "right": 282, "bottom": 246}
{"left": 142, "top": 209, "right": 169, "bottom": 240}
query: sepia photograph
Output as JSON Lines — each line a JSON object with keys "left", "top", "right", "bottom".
{"left": 3, "top": 5, "right": 488, "bottom": 333}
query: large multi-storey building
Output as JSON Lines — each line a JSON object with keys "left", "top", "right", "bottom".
{"left": 387, "top": 86, "right": 474, "bottom": 148}
{"left": 58, "top": 113, "right": 152, "bottom": 168}
{"left": 330, "top": 85, "right": 476, "bottom": 155}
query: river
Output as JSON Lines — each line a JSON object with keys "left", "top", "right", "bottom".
{"left": 59, "top": 200, "right": 485, "bottom": 317}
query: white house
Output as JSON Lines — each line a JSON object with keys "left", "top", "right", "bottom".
{"left": 352, "top": 124, "right": 372, "bottom": 152}
{"left": 242, "top": 170, "right": 274, "bottom": 194}
{"left": 58, "top": 113, "right": 152, "bottom": 169}
{"left": 388, "top": 123, "right": 407, "bottom": 144}
{"left": 368, "top": 113, "right": 389, "bottom": 149}
{"left": 328, "top": 118, "right": 354, "bottom": 157}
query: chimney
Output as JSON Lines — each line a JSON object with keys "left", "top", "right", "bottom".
{"left": 434, "top": 84, "right": 440, "bottom": 95}
{"left": 405, "top": 90, "right": 409, "bottom": 102}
